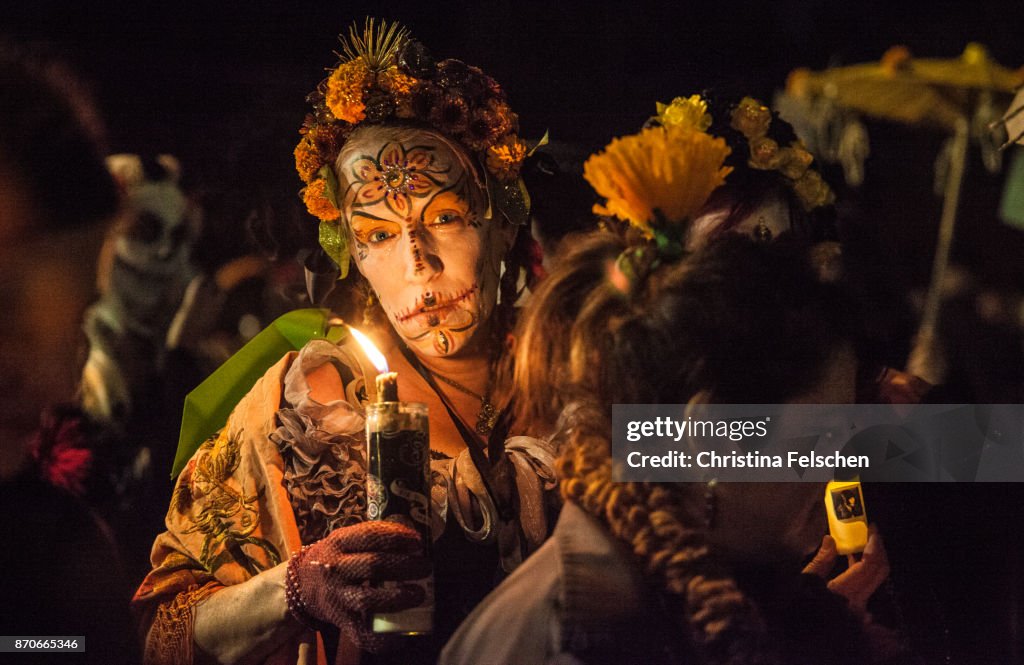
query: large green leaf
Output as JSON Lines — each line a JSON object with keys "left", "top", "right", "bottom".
{"left": 172, "top": 308, "right": 346, "bottom": 477}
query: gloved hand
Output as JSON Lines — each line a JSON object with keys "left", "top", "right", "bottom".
{"left": 285, "top": 520, "right": 430, "bottom": 652}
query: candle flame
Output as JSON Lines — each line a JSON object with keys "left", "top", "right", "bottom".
{"left": 347, "top": 326, "right": 389, "bottom": 373}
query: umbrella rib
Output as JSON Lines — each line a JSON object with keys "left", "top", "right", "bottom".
{"left": 996, "top": 102, "right": 1024, "bottom": 127}
{"left": 998, "top": 127, "right": 1024, "bottom": 152}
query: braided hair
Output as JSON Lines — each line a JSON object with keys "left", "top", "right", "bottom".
{"left": 517, "top": 231, "right": 891, "bottom": 663}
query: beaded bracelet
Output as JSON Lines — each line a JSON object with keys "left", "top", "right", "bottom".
{"left": 284, "top": 545, "right": 324, "bottom": 631}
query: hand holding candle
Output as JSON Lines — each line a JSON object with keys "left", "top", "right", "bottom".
{"left": 349, "top": 326, "right": 434, "bottom": 635}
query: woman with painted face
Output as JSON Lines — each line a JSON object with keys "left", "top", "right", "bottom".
{"left": 132, "top": 21, "right": 554, "bottom": 665}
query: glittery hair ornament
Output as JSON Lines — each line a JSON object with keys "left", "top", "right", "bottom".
{"left": 582, "top": 105, "right": 733, "bottom": 293}
{"left": 295, "top": 18, "right": 531, "bottom": 278}
{"left": 652, "top": 94, "right": 836, "bottom": 213}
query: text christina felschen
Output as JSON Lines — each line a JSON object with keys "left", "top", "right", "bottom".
{"left": 626, "top": 416, "right": 769, "bottom": 442}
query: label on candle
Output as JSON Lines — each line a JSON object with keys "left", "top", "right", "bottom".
{"left": 365, "top": 402, "right": 433, "bottom": 634}
{"left": 366, "top": 429, "right": 430, "bottom": 535}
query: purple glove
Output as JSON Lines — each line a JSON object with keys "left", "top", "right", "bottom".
{"left": 285, "top": 520, "right": 430, "bottom": 652}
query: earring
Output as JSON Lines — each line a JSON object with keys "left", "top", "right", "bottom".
{"left": 754, "top": 216, "right": 773, "bottom": 243}
{"left": 704, "top": 478, "right": 718, "bottom": 529}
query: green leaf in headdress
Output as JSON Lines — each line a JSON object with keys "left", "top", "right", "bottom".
{"left": 319, "top": 220, "right": 349, "bottom": 279}
{"left": 317, "top": 164, "right": 349, "bottom": 278}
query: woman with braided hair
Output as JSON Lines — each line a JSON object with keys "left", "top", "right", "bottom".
{"left": 132, "top": 20, "right": 555, "bottom": 665}
{"left": 444, "top": 118, "right": 913, "bottom": 665}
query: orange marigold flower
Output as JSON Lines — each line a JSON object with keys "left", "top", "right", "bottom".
{"left": 464, "top": 99, "right": 514, "bottom": 152}
{"left": 309, "top": 124, "right": 346, "bottom": 165}
{"left": 378, "top": 66, "right": 415, "bottom": 96}
{"left": 294, "top": 136, "right": 323, "bottom": 183}
{"left": 486, "top": 135, "right": 528, "bottom": 182}
{"left": 303, "top": 179, "right": 342, "bottom": 221}
{"left": 378, "top": 65, "right": 418, "bottom": 119}
{"left": 326, "top": 60, "right": 372, "bottom": 124}
{"left": 430, "top": 93, "right": 470, "bottom": 134}
{"left": 487, "top": 100, "right": 513, "bottom": 134}
{"left": 583, "top": 125, "right": 732, "bottom": 235}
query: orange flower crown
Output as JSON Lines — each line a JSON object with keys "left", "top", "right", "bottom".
{"left": 295, "top": 19, "right": 530, "bottom": 276}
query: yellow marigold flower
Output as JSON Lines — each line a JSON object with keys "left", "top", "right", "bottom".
{"left": 326, "top": 60, "right": 372, "bottom": 124}
{"left": 486, "top": 135, "right": 528, "bottom": 182}
{"left": 303, "top": 179, "right": 342, "bottom": 221}
{"left": 294, "top": 136, "right": 323, "bottom": 184}
{"left": 731, "top": 97, "right": 772, "bottom": 140}
{"left": 583, "top": 125, "right": 732, "bottom": 236}
{"left": 654, "top": 95, "right": 712, "bottom": 132}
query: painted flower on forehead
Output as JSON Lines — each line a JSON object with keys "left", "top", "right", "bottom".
{"left": 731, "top": 96, "right": 772, "bottom": 140}
{"left": 654, "top": 95, "right": 713, "bottom": 132}
{"left": 584, "top": 125, "right": 732, "bottom": 236}
{"left": 346, "top": 142, "right": 451, "bottom": 216}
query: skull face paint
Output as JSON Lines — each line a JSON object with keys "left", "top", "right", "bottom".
{"left": 338, "top": 126, "right": 506, "bottom": 358}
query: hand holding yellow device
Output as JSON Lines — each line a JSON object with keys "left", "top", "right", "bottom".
{"left": 824, "top": 480, "right": 868, "bottom": 555}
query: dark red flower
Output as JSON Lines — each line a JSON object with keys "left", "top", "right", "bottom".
{"left": 29, "top": 406, "right": 94, "bottom": 498}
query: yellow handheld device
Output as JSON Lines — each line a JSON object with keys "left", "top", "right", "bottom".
{"left": 824, "top": 480, "right": 868, "bottom": 555}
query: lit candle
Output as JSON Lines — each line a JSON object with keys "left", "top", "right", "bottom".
{"left": 376, "top": 371, "right": 399, "bottom": 402}
{"left": 347, "top": 324, "right": 434, "bottom": 634}
{"left": 348, "top": 326, "right": 398, "bottom": 402}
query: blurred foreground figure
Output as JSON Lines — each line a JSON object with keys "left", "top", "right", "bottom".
{"left": 0, "top": 39, "right": 132, "bottom": 664}
{"left": 0, "top": 40, "right": 119, "bottom": 474}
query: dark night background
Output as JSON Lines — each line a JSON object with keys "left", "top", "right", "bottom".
{"left": 6, "top": 0, "right": 1024, "bottom": 290}
{"left": 3, "top": 1, "right": 1024, "bottom": 663}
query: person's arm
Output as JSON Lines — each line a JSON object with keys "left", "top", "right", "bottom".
{"left": 192, "top": 563, "right": 305, "bottom": 665}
